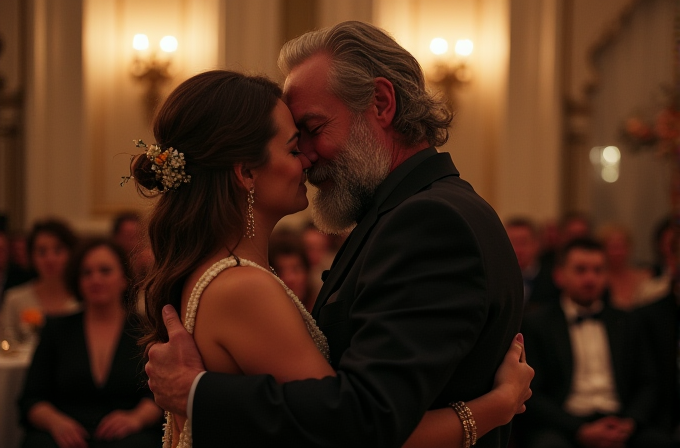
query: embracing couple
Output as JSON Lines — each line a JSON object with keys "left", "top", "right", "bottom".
{"left": 138, "top": 20, "right": 533, "bottom": 448}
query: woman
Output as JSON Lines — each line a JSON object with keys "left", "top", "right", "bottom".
{"left": 18, "top": 239, "right": 163, "bottom": 448}
{"left": 134, "top": 70, "right": 532, "bottom": 447}
{"left": 2, "top": 219, "right": 80, "bottom": 344}
{"left": 597, "top": 223, "right": 653, "bottom": 309}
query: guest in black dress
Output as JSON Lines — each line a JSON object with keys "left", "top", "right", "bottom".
{"left": 18, "top": 238, "right": 162, "bottom": 448}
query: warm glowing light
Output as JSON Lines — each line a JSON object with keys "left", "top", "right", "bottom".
{"left": 1, "top": 340, "right": 9, "bottom": 351}
{"left": 455, "top": 39, "right": 474, "bottom": 57}
{"left": 601, "top": 146, "right": 620, "bottom": 165}
{"left": 601, "top": 166, "right": 619, "bottom": 183}
{"left": 430, "top": 38, "right": 449, "bottom": 55}
{"left": 132, "top": 34, "right": 149, "bottom": 51}
{"left": 590, "top": 147, "right": 603, "bottom": 165}
{"left": 160, "top": 36, "right": 178, "bottom": 53}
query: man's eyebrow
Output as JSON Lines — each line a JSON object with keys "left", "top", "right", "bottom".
{"left": 296, "top": 112, "right": 326, "bottom": 128}
{"left": 287, "top": 131, "right": 300, "bottom": 144}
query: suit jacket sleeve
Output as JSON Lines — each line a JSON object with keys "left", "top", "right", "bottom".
{"left": 193, "top": 197, "right": 498, "bottom": 447}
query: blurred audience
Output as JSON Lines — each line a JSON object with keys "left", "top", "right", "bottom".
{"left": 650, "top": 217, "right": 675, "bottom": 278}
{"left": 9, "top": 231, "right": 31, "bottom": 272}
{"left": 0, "top": 229, "right": 33, "bottom": 307}
{"left": 505, "top": 217, "right": 560, "bottom": 309}
{"left": 18, "top": 238, "right": 162, "bottom": 448}
{"left": 597, "top": 223, "right": 652, "bottom": 310}
{"left": 301, "top": 222, "right": 335, "bottom": 299}
{"left": 269, "top": 228, "right": 314, "bottom": 312}
{"left": 538, "top": 218, "right": 561, "bottom": 258}
{"left": 539, "top": 212, "right": 593, "bottom": 268}
{"left": 111, "top": 212, "right": 154, "bottom": 286}
{"left": 519, "top": 238, "right": 673, "bottom": 448}
{"left": 2, "top": 219, "right": 80, "bottom": 343}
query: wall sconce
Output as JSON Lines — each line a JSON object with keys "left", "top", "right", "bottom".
{"left": 131, "top": 33, "right": 178, "bottom": 121}
{"left": 427, "top": 37, "right": 473, "bottom": 111}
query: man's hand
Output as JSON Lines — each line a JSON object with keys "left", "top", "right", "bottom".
{"left": 145, "top": 305, "right": 205, "bottom": 416}
{"left": 576, "top": 416, "right": 634, "bottom": 448}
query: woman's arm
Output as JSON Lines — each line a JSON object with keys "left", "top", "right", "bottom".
{"left": 404, "top": 334, "right": 533, "bottom": 448}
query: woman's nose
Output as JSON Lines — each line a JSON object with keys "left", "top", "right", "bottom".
{"left": 299, "top": 152, "right": 312, "bottom": 170}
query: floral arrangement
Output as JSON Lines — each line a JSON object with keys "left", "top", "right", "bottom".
{"left": 120, "top": 139, "right": 191, "bottom": 191}
{"left": 621, "top": 87, "right": 680, "bottom": 157}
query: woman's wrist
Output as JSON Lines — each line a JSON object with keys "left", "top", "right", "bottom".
{"left": 483, "top": 386, "right": 517, "bottom": 425}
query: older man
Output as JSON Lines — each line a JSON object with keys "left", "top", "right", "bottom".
{"left": 146, "top": 21, "right": 523, "bottom": 447}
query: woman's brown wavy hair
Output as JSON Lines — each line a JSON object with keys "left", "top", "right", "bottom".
{"left": 133, "top": 70, "right": 282, "bottom": 348}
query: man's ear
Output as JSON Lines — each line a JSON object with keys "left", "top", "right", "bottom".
{"left": 233, "top": 163, "right": 254, "bottom": 191}
{"left": 372, "top": 77, "right": 397, "bottom": 128}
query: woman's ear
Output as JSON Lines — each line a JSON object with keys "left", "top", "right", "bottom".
{"left": 372, "top": 77, "right": 397, "bottom": 128}
{"left": 233, "top": 163, "right": 254, "bottom": 191}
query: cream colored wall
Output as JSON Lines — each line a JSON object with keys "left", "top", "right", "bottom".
{"left": 374, "top": 0, "right": 561, "bottom": 223}
{"left": 3, "top": 0, "right": 662, "bottom": 236}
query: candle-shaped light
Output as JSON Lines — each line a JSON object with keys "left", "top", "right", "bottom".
{"left": 430, "top": 37, "right": 449, "bottom": 56}
{"left": 454, "top": 39, "right": 473, "bottom": 57}
{"left": 132, "top": 34, "right": 149, "bottom": 51}
{"left": 160, "top": 35, "right": 178, "bottom": 53}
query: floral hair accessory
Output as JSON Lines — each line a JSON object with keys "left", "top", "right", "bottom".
{"left": 121, "top": 139, "right": 191, "bottom": 191}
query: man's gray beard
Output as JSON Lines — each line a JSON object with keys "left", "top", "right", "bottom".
{"left": 308, "top": 115, "right": 391, "bottom": 235}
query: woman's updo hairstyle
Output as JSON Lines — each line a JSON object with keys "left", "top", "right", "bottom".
{"left": 135, "top": 70, "right": 283, "bottom": 345}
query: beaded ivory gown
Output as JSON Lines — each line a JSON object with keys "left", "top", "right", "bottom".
{"left": 163, "top": 256, "right": 330, "bottom": 448}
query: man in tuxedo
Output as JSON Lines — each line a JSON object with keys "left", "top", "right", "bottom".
{"left": 146, "top": 21, "right": 524, "bottom": 447}
{"left": 520, "top": 237, "right": 674, "bottom": 448}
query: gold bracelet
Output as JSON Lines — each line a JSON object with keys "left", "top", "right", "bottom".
{"left": 449, "top": 401, "right": 478, "bottom": 447}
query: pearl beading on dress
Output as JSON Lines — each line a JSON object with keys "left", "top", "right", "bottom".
{"left": 163, "top": 256, "right": 330, "bottom": 448}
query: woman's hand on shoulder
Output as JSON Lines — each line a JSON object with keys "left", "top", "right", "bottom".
{"left": 492, "top": 333, "right": 534, "bottom": 420}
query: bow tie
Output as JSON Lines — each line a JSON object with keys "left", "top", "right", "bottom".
{"left": 572, "top": 310, "right": 603, "bottom": 324}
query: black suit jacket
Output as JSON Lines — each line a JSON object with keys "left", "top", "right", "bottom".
{"left": 634, "top": 294, "right": 679, "bottom": 432}
{"left": 520, "top": 301, "right": 658, "bottom": 440}
{"left": 193, "top": 148, "right": 524, "bottom": 447}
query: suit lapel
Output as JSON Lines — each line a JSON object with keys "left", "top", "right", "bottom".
{"left": 312, "top": 150, "right": 458, "bottom": 318}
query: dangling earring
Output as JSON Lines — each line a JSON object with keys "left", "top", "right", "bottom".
{"left": 244, "top": 187, "right": 255, "bottom": 238}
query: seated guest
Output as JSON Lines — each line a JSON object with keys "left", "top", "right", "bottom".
{"left": 301, "top": 222, "right": 335, "bottom": 298}
{"left": 505, "top": 217, "right": 560, "bottom": 309}
{"left": 597, "top": 223, "right": 652, "bottom": 310}
{"left": 0, "top": 229, "right": 33, "bottom": 306}
{"left": 18, "top": 238, "right": 163, "bottom": 448}
{"left": 2, "top": 219, "right": 79, "bottom": 343}
{"left": 539, "top": 211, "right": 593, "bottom": 270}
{"left": 111, "top": 211, "right": 154, "bottom": 286}
{"left": 9, "top": 231, "right": 31, "bottom": 272}
{"left": 520, "top": 237, "right": 674, "bottom": 448}
{"left": 269, "top": 228, "right": 313, "bottom": 312}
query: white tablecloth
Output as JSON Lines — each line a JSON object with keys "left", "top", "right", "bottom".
{"left": 0, "top": 347, "right": 32, "bottom": 448}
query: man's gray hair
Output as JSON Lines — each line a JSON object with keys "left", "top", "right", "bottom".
{"left": 278, "top": 21, "right": 453, "bottom": 147}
